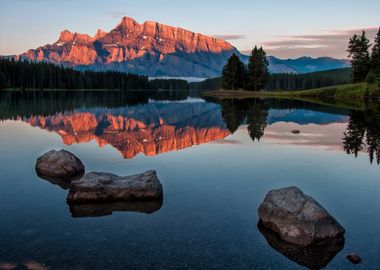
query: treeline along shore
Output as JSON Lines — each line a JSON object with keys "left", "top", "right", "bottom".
{"left": 0, "top": 58, "right": 189, "bottom": 91}
{"left": 0, "top": 58, "right": 357, "bottom": 92}
{"left": 190, "top": 68, "right": 353, "bottom": 92}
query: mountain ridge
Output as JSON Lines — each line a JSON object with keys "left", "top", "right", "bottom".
{"left": 20, "top": 16, "right": 242, "bottom": 78}
{"left": 15, "top": 16, "right": 350, "bottom": 78}
{"left": 267, "top": 56, "right": 350, "bottom": 73}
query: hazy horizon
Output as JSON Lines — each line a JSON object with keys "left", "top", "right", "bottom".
{"left": 0, "top": 0, "right": 379, "bottom": 59}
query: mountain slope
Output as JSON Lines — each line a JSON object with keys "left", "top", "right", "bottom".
{"left": 21, "top": 17, "right": 243, "bottom": 78}
{"left": 18, "top": 16, "right": 350, "bottom": 78}
{"left": 268, "top": 56, "right": 350, "bottom": 73}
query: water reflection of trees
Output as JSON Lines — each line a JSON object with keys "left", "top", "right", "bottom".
{"left": 218, "top": 97, "right": 380, "bottom": 165}
{"left": 0, "top": 90, "right": 190, "bottom": 120}
{"left": 344, "top": 109, "right": 380, "bottom": 164}
{"left": 220, "top": 99, "right": 268, "bottom": 142}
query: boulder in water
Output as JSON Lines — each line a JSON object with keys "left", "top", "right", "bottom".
{"left": 35, "top": 149, "right": 85, "bottom": 185}
{"left": 258, "top": 186, "right": 345, "bottom": 246}
{"left": 67, "top": 170, "right": 163, "bottom": 203}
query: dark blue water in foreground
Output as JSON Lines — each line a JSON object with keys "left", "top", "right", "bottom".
{"left": 0, "top": 91, "right": 379, "bottom": 270}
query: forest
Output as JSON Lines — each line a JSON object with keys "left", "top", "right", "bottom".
{"left": 189, "top": 68, "right": 352, "bottom": 91}
{"left": 1, "top": 58, "right": 354, "bottom": 92}
{"left": 0, "top": 59, "right": 189, "bottom": 91}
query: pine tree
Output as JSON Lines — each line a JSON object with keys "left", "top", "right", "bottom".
{"left": 347, "top": 31, "right": 371, "bottom": 83}
{"left": 370, "top": 27, "right": 380, "bottom": 81}
{"left": 221, "top": 53, "right": 246, "bottom": 90}
{"left": 247, "top": 46, "right": 269, "bottom": 91}
{"left": 0, "top": 72, "right": 6, "bottom": 89}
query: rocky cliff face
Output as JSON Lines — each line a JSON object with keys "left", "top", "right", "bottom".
{"left": 21, "top": 16, "right": 243, "bottom": 78}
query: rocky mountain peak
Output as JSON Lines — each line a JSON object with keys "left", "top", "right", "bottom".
{"left": 20, "top": 16, "right": 243, "bottom": 77}
{"left": 118, "top": 16, "right": 139, "bottom": 30}
{"left": 94, "top": 29, "right": 107, "bottom": 40}
{"left": 57, "top": 30, "right": 93, "bottom": 44}
{"left": 58, "top": 30, "right": 75, "bottom": 43}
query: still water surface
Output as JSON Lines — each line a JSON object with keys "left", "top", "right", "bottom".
{"left": 0, "top": 91, "right": 379, "bottom": 270}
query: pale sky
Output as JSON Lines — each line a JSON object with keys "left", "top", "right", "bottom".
{"left": 0, "top": 0, "right": 379, "bottom": 58}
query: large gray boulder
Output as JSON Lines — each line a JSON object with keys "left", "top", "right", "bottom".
{"left": 258, "top": 186, "right": 345, "bottom": 246}
{"left": 35, "top": 149, "right": 85, "bottom": 184}
{"left": 67, "top": 170, "right": 163, "bottom": 203}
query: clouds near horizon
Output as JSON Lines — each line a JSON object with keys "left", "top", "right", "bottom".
{"left": 260, "top": 27, "right": 379, "bottom": 59}
{"left": 212, "top": 34, "right": 246, "bottom": 41}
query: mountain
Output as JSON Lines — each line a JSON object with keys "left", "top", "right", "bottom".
{"left": 20, "top": 16, "right": 243, "bottom": 78}
{"left": 17, "top": 16, "right": 350, "bottom": 78}
{"left": 268, "top": 56, "right": 350, "bottom": 74}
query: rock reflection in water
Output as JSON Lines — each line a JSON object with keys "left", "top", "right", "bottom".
{"left": 69, "top": 200, "right": 163, "bottom": 218}
{"left": 258, "top": 221, "right": 344, "bottom": 270}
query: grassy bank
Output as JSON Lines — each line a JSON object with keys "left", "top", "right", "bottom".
{"left": 203, "top": 83, "right": 380, "bottom": 110}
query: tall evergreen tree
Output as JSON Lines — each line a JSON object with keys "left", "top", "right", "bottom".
{"left": 347, "top": 31, "right": 371, "bottom": 83}
{"left": 370, "top": 27, "right": 380, "bottom": 81}
{"left": 247, "top": 46, "right": 269, "bottom": 91}
{"left": 221, "top": 53, "right": 246, "bottom": 90}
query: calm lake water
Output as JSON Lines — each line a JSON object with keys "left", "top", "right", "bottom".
{"left": 0, "top": 91, "right": 379, "bottom": 270}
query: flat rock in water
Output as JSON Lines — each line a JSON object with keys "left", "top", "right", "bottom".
{"left": 67, "top": 170, "right": 163, "bottom": 203}
{"left": 291, "top": 130, "right": 301, "bottom": 134}
{"left": 258, "top": 186, "right": 345, "bottom": 246}
{"left": 35, "top": 149, "right": 85, "bottom": 184}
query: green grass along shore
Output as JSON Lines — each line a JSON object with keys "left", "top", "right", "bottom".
{"left": 203, "top": 83, "right": 380, "bottom": 111}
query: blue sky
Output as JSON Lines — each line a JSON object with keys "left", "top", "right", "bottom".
{"left": 0, "top": 0, "right": 379, "bottom": 58}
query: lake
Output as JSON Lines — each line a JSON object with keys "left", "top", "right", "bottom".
{"left": 0, "top": 91, "right": 379, "bottom": 270}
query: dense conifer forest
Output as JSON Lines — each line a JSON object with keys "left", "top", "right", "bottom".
{"left": 0, "top": 59, "right": 190, "bottom": 90}
{"left": 189, "top": 68, "right": 352, "bottom": 91}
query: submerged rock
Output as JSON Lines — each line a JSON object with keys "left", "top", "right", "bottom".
{"left": 258, "top": 221, "right": 344, "bottom": 269}
{"left": 67, "top": 170, "right": 163, "bottom": 203}
{"left": 35, "top": 149, "right": 85, "bottom": 185}
{"left": 346, "top": 253, "right": 362, "bottom": 264}
{"left": 258, "top": 186, "right": 345, "bottom": 246}
{"left": 69, "top": 200, "right": 163, "bottom": 218}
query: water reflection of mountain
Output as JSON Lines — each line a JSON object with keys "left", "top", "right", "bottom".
{"left": 1, "top": 91, "right": 379, "bottom": 163}
{"left": 24, "top": 101, "right": 230, "bottom": 159}
{"left": 268, "top": 109, "right": 348, "bottom": 125}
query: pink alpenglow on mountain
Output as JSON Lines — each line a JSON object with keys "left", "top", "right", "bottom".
{"left": 21, "top": 16, "right": 243, "bottom": 78}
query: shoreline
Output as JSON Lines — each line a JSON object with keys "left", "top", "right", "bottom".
{"left": 202, "top": 83, "right": 380, "bottom": 110}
